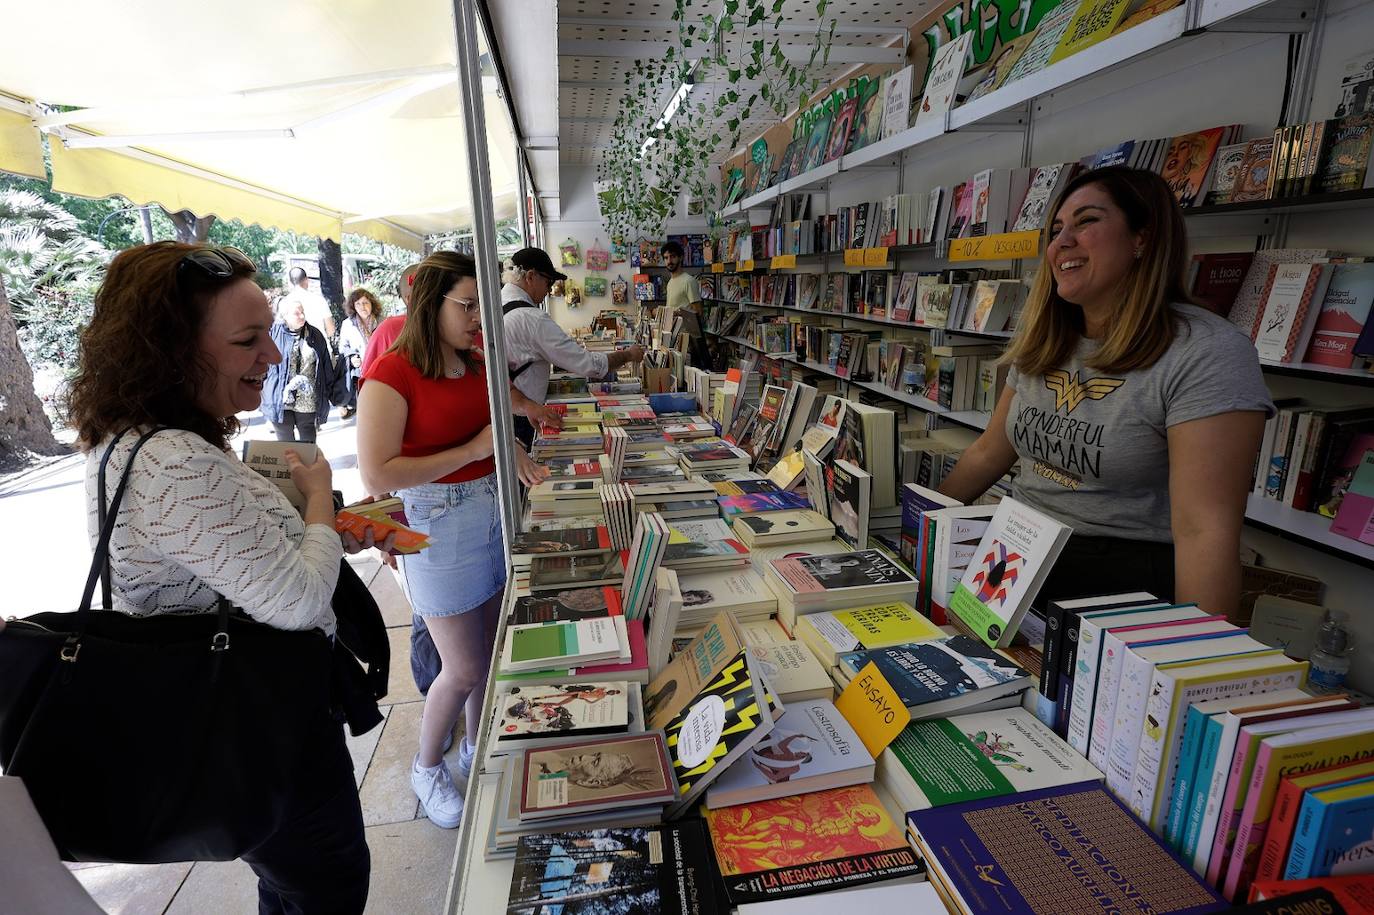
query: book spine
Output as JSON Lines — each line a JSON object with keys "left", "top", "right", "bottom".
{"left": 1255, "top": 776, "right": 1306, "bottom": 883}
{"left": 1281, "top": 412, "right": 1313, "bottom": 505}
{"left": 1088, "top": 633, "right": 1130, "bottom": 771}
{"left": 1184, "top": 716, "right": 1226, "bottom": 867}
{"left": 1206, "top": 732, "right": 1256, "bottom": 886}
{"left": 1105, "top": 648, "right": 1158, "bottom": 797}
{"left": 1067, "top": 621, "right": 1108, "bottom": 756}
{"left": 1291, "top": 413, "right": 1326, "bottom": 511}
{"left": 1265, "top": 127, "right": 1285, "bottom": 198}
{"left": 1167, "top": 706, "right": 1211, "bottom": 849}
{"left": 1041, "top": 601, "right": 1067, "bottom": 701}
{"left": 1282, "top": 794, "right": 1325, "bottom": 879}
{"left": 1265, "top": 410, "right": 1297, "bottom": 500}
{"left": 1196, "top": 718, "right": 1244, "bottom": 876}
{"left": 1131, "top": 668, "right": 1185, "bottom": 824}
{"left": 1223, "top": 741, "right": 1278, "bottom": 899}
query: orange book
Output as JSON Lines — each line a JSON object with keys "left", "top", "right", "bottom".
{"left": 1255, "top": 755, "right": 1374, "bottom": 882}
{"left": 335, "top": 498, "right": 430, "bottom": 554}
{"left": 702, "top": 784, "right": 921, "bottom": 906}
{"left": 1250, "top": 873, "right": 1374, "bottom": 908}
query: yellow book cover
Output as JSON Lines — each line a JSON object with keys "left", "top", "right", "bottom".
{"left": 1049, "top": 0, "right": 1132, "bottom": 65}
{"left": 795, "top": 601, "right": 943, "bottom": 668}
{"left": 834, "top": 660, "right": 911, "bottom": 757}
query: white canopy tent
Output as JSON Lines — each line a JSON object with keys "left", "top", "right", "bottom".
{"left": 0, "top": 0, "right": 527, "bottom": 538}
{"left": 0, "top": 0, "right": 524, "bottom": 250}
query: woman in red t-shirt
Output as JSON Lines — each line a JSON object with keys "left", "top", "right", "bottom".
{"left": 357, "top": 251, "right": 544, "bottom": 829}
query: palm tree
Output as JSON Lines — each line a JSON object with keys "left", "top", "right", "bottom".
{"left": 0, "top": 189, "right": 106, "bottom": 467}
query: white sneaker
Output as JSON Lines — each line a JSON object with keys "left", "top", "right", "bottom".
{"left": 411, "top": 756, "right": 464, "bottom": 829}
{"left": 455, "top": 736, "right": 477, "bottom": 778}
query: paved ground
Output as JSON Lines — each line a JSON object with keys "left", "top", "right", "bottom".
{"left": 2, "top": 409, "right": 464, "bottom": 914}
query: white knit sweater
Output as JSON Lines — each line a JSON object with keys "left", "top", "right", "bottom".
{"left": 85, "top": 429, "right": 341, "bottom": 633}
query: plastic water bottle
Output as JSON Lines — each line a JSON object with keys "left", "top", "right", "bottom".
{"left": 1309, "top": 612, "right": 1353, "bottom": 692}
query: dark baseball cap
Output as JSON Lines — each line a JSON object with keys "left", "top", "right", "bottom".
{"left": 510, "top": 247, "right": 568, "bottom": 283}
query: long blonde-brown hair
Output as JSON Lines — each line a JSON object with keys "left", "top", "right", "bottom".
{"left": 1004, "top": 166, "right": 1191, "bottom": 377}
{"left": 389, "top": 251, "right": 481, "bottom": 379}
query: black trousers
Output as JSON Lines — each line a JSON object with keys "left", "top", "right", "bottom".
{"left": 242, "top": 719, "right": 370, "bottom": 914}
{"left": 272, "top": 411, "right": 318, "bottom": 443}
{"left": 1035, "top": 534, "right": 1177, "bottom": 608}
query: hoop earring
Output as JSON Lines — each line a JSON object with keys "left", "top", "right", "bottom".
{"left": 1133, "top": 248, "right": 1144, "bottom": 259}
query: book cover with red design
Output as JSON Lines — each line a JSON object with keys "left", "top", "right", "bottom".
{"left": 1252, "top": 262, "right": 1337, "bottom": 362}
{"left": 702, "top": 783, "right": 922, "bottom": 905}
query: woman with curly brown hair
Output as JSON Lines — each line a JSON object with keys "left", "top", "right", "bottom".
{"left": 65, "top": 241, "right": 377, "bottom": 913}
{"left": 339, "top": 288, "right": 383, "bottom": 419}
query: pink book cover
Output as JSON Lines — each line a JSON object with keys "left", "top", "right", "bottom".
{"left": 1223, "top": 739, "right": 1281, "bottom": 900}
{"left": 1330, "top": 486, "right": 1374, "bottom": 544}
{"left": 1207, "top": 727, "right": 1262, "bottom": 886}
{"left": 574, "top": 619, "right": 646, "bottom": 677}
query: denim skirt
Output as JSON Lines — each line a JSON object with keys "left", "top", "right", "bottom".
{"left": 396, "top": 475, "right": 507, "bottom": 617}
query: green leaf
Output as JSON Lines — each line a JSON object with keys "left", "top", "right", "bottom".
{"left": 720, "top": 15, "right": 734, "bottom": 32}
{"left": 752, "top": 38, "right": 764, "bottom": 54}
{"left": 727, "top": 117, "right": 740, "bottom": 132}
{"left": 724, "top": 0, "right": 738, "bottom": 15}
{"left": 728, "top": 68, "right": 741, "bottom": 82}
{"left": 772, "top": 0, "right": 785, "bottom": 12}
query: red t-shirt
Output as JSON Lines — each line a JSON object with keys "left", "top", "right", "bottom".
{"left": 362, "top": 349, "right": 495, "bottom": 483}
{"left": 359, "top": 315, "right": 407, "bottom": 377}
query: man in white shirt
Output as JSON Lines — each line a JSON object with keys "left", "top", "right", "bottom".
{"left": 278, "top": 267, "right": 336, "bottom": 338}
{"left": 501, "top": 247, "right": 645, "bottom": 446}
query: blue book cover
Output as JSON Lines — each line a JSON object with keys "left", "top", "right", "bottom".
{"left": 838, "top": 635, "right": 1029, "bottom": 716}
{"left": 908, "top": 782, "right": 1228, "bottom": 915}
{"left": 1181, "top": 714, "right": 1228, "bottom": 861}
{"left": 1284, "top": 775, "right": 1374, "bottom": 879}
{"left": 1166, "top": 705, "right": 1212, "bottom": 849}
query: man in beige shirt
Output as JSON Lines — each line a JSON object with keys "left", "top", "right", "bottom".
{"left": 663, "top": 240, "right": 703, "bottom": 315}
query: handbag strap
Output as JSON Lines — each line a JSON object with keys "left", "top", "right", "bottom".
{"left": 83, "top": 428, "right": 233, "bottom": 650}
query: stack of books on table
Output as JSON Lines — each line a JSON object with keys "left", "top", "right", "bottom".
{"left": 671, "top": 440, "right": 752, "bottom": 474}
{"left": 526, "top": 478, "right": 604, "bottom": 519}
{"left": 730, "top": 508, "right": 834, "bottom": 548}
{"left": 763, "top": 547, "right": 918, "bottom": 635}
{"left": 488, "top": 731, "right": 677, "bottom": 857}
{"left": 660, "top": 517, "right": 750, "bottom": 571}
{"left": 673, "top": 566, "right": 778, "bottom": 634}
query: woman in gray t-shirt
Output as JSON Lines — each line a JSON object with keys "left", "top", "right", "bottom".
{"left": 939, "top": 166, "right": 1273, "bottom": 616}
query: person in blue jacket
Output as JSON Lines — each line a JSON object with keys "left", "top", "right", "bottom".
{"left": 264, "top": 299, "right": 336, "bottom": 442}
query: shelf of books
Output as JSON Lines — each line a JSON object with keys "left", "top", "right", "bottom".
{"left": 716, "top": 0, "right": 1290, "bottom": 220}
{"left": 447, "top": 309, "right": 1374, "bottom": 913}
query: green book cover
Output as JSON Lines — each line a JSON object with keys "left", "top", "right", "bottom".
{"left": 887, "top": 708, "right": 1102, "bottom": 807}
{"left": 509, "top": 623, "right": 576, "bottom": 664}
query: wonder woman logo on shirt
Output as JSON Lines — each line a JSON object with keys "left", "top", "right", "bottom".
{"left": 1044, "top": 370, "right": 1125, "bottom": 414}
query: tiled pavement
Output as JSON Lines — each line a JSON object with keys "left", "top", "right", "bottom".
{"left": 67, "top": 555, "right": 464, "bottom": 915}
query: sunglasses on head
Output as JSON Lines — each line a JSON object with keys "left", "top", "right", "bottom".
{"left": 178, "top": 246, "right": 254, "bottom": 282}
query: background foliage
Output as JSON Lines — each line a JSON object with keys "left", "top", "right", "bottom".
{"left": 596, "top": 0, "right": 837, "bottom": 239}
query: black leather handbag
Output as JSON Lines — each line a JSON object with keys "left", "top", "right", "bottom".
{"left": 0, "top": 429, "right": 340, "bottom": 863}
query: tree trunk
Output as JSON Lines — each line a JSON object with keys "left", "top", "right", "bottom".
{"left": 164, "top": 209, "right": 216, "bottom": 244}
{"left": 316, "top": 237, "right": 345, "bottom": 319}
{"left": 0, "top": 276, "right": 66, "bottom": 471}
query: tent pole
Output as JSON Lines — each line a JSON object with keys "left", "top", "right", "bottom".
{"left": 452, "top": 0, "right": 519, "bottom": 549}
{"left": 516, "top": 153, "right": 532, "bottom": 248}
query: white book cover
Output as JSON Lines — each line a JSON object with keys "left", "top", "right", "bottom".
{"left": 1065, "top": 604, "right": 1204, "bottom": 756}
{"left": 915, "top": 31, "right": 973, "bottom": 128}
{"left": 1130, "top": 654, "right": 1306, "bottom": 830}
{"left": 947, "top": 497, "right": 1071, "bottom": 648}
{"left": 705, "top": 699, "right": 872, "bottom": 808}
{"left": 882, "top": 66, "right": 914, "bottom": 139}
{"left": 1103, "top": 631, "right": 1264, "bottom": 797}
{"left": 1011, "top": 163, "right": 1066, "bottom": 232}
{"left": 1087, "top": 617, "right": 1232, "bottom": 771}
{"left": 1254, "top": 263, "right": 1335, "bottom": 361}
{"left": 241, "top": 439, "right": 317, "bottom": 511}
{"left": 676, "top": 567, "right": 777, "bottom": 615}
{"left": 746, "top": 641, "right": 833, "bottom": 704}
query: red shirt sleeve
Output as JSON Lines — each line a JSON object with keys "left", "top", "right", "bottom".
{"left": 362, "top": 350, "right": 414, "bottom": 401}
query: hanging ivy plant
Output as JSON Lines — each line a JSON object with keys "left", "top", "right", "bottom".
{"left": 595, "top": 0, "right": 837, "bottom": 240}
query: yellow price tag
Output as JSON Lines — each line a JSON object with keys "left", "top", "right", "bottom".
{"left": 711, "top": 263, "right": 725, "bottom": 274}
{"left": 738, "top": 259, "right": 756, "bottom": 272}
{"left": 863, "top": 246, "right": 890, "bottom": 267}
{"left": 770, "top": 254, "right": 797, "bottom": 269}
{"left": 843, "top": 248, "right": 865, "bottom": 267}
{"left": 948, "top": 229, "right": 1041, "bottom": 262}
